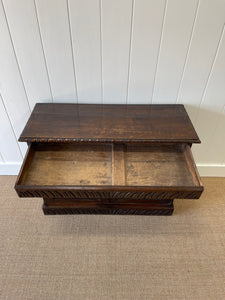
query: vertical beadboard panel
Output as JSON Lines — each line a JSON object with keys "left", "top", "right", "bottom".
{"left": 152, "top": 0, "right": 198, "bottom": 104}
{"left": 3, "top": 0, "right": 52, "bottom": 110}
{"left": 101, "top": 0, "right": 133, "bottom": 103}
{"left": 35, "top": 0, "right": 77, "bottom": 102}
{"left": 204, "top": 107, "right": 225, "bottom": 165}
{"left": 193, "top": 108, "right": 225, "bottom": 167}
{"left": 177, "top": 0, "right": 225, "bottom": 121}
{"left": 0, "top": 95, "right": 22, "bottom": 162}
{"left": 127, "top": 0, "right": 165, "bottom": 104}
{"left": 0, "top": 0, "right": 29, "bottom": 156}
{"left": 192, "top": 28, "right": 225, "bottom": 164}
{"left": 68, "top": 0, "right": 101, "bottom": 103}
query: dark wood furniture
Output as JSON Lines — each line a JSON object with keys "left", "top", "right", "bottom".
{"left": 15, "top": 103, "right": 203, "bottom": 215}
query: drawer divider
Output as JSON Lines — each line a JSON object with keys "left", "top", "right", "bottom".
{"left": 112, "top": 144, "right": 126, "bottom": 186}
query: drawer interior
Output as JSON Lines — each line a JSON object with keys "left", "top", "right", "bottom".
{"left": 16, "top": 143, "right": 202, "bottom": 188}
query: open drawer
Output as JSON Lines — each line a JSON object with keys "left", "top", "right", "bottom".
{"left": 15, "top": 143, "right": 203, "bottom": 202}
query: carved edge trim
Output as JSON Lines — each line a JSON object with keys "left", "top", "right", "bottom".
{"left": 17, "top": 190, "right": 202, "bottom": 199}
{"left": 19, "top": 137, "right": 200, "bottom": 143}
{"left": 42, "top": 205, "right": 174, "bottom": 216}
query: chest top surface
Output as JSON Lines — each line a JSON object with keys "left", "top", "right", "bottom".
{"left": 19, "top": 103, "right": 200, "bottom": 143}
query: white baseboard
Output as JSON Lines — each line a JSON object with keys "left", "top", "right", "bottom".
{"left": 0, "top": 162, "right": 225, "bottom": 177}
{"left": 0, "top": 162, "right": 22, "bottom": 175}
{"left": 196, "top": 164, "right": 225, "bottom": 177}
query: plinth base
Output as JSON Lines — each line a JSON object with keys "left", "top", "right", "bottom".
{"left": 42, "top": 198, "right": 174, "bottom": 216}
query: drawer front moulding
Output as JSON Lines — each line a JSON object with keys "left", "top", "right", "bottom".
{"left": 16, "top": 189, "right": 202, "bottom": 200}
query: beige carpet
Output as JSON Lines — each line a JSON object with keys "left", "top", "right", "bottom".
{"left": 0, "top": 176, "right": 224, "bottom": 300}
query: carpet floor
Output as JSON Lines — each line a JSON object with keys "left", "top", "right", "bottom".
{"left": 0, "top": 176, "right": 224, "bottom": 300}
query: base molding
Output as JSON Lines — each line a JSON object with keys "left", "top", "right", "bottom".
{"left": 42, "top": 197, "right": 174, "bottom": 215}
{"left": 42, "top": 204, "right": 174, "bottom": 216}
{"left": 0, "top": 163, "right": 22, "bottom": 175}
{"left": 196, "top": 164, "right": 225, "bottom": 177}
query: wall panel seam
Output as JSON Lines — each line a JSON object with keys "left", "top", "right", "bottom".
{"left": 195, "top": 24, "right": 225, "bottom": 122}
{"left": 66, "top": 0, "right": 78, "bottom": 103}
{"left": 126, "top": 0, "right": 135, "bottom": 104}
{"left": 175, "top": 0, "right": 200, "bottom": 104}
{"left": 207, "top": 103, "right": 225, "bottom": 165}
{"left": 0, "top": 152, "right": 4, "bottom": 162}
{"left": 0, "top": 93, "right": 23, "bottom": 159}
{"left": 33, "top": 0, "right": 53, "bottom": 102}
{"left": 1, "top": 0, "right": 31, "bottom": 112}
{"left": 150, "top": 0, "right": 167, "bottom": 104}
{"left": 99, "top": 0, "right": 103, "bottom": 104}
{"left": 222, "top": 105, "right": 225, "bottom": 164}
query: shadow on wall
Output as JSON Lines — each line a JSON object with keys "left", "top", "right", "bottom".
{"left": 184, "top": 104, "right": 225, "bottom": 165}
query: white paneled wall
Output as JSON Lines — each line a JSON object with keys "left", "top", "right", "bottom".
{"left": 128, "top": 0, "right": 165, "bottom": 104}
{"left": 0, "top": 0, "right": 225, "bottom": 175}
{"left": 69, "top": 0, "right": 102, "bottom": 102}
{"left": 3, "top": 0, "right": 52, "bottom": 110}
{"left": 102, "top": 0, "right": 133, "bottom": 103}
{"left": 152, "top": 0, "right": 198, "bottom": 104}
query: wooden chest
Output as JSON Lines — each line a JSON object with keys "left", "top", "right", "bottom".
{"left": 15, "top": 104, "right": 203, "bottom": 215}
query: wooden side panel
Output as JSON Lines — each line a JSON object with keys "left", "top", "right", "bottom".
{"left": 35, "top": 0, "right": 77, "bottom": 102}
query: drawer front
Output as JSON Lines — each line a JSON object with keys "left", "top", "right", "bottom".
{"left": 15, "top": 143, "right": 203, "bottom": 200}
{"left": 16, "top": 187, "right": 203, "bottom": 200}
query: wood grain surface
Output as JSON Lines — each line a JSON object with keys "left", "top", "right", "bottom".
{"left": 16, "top": 143, "right": 200, "bottom": 188}
{"left": 15, "top": 103, "right": 204, "bottom": 215}
{"left": 19, "top": 103, "right": 200, "bottom": 143}
{"left": 15, "top": 142, "right": 203, "bottom": 206}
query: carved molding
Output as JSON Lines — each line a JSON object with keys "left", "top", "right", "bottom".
{"left": 17, "top": 189, "right": 202, "bottom": 200}
{"left": 42, "top": 206, "right": 174, "bottom": 216}
{"left": 110, "top": 191, "right": 201, "bottom": 199}
{"left": 19, "top": 137, "right": 197, "bottom": 144}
